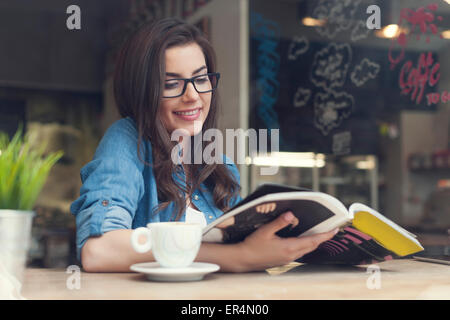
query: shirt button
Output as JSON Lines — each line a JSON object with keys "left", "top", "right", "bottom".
{"left": 101, "top": 200, "right": 109, "bottom": 207}
{"left": 193, "top": 195, "right": 199, "bottom": 201}
{"left": 208, "top": 215, "right": 213, "bottom": 219}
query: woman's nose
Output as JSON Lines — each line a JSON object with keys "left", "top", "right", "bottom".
{"left": 182, "top": 82, "right": 200, "bottom": 101}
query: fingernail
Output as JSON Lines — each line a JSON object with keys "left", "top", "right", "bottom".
{"left": 284, "top": 211, "right": 294, "bottom": 221}
{"left": 334, "top": 228, "right": 339, "bottom": 235}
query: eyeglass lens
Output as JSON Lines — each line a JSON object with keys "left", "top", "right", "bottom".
{"left": 163, "top": 73, "right": 218, "bottom": 98}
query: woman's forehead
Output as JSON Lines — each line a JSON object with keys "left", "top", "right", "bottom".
{"left": 165, "top": 42, "right": 207, "bottom": 74}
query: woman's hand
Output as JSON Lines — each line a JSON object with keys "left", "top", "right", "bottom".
{"left": 236, "top": 211, "right": 338, "bottom": 272}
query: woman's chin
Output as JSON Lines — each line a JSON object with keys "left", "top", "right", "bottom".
{"left": 180, "top": 121, "right": 204, "bottom": 136}
{"left": 187, "top": 128, "right": 203, "bottom": 137}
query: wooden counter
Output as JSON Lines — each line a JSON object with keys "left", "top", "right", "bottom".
{"left": 21, "top": 259, "right": 450, "bottom": 300}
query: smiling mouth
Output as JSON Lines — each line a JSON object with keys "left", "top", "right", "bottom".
{"left": 173, "top": 108, "right": 201, "bottom": 116}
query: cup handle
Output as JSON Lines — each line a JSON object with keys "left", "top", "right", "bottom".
{"left": 130, "top": 227, "right": 152, "bottom": 253}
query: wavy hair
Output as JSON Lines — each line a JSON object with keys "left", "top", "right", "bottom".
{"left": 113, "top": 18, "right": 240, "bottom": 220}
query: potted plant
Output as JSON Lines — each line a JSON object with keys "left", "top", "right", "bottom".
{"left": 0, "top": 127, "right": 63, "bottom": 293}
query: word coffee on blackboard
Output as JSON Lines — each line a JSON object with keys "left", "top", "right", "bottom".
{"left": 388, "top": 3, "right": 448, "bottom": 106}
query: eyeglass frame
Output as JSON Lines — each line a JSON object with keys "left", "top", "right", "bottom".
{"left": 162, "top": 72, "right": 221, "bottom": 98}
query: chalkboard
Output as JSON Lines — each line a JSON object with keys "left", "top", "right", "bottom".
{"left": 249, "top": 0, "right": 449, "bottom": 155}
{"left": 0, "top": 99, "right": 26, "bottom": 138}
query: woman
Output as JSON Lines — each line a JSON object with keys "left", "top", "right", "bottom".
{"left": 71, "top": 18, "right": 337, "bottom": 272}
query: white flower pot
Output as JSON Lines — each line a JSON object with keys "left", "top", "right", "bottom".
{"left": 0, "top": 210, "right": 35, "bottom": 290}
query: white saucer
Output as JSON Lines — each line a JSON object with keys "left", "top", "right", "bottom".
{"left": 130, "top": 262, "right": 220, "bottom": 282}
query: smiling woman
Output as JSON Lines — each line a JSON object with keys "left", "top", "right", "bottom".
{"left": 70, "top": 17, "right": 336, "bottom": 273}
{"left": 111, "top": 18, "right": 240, "bottom": 222}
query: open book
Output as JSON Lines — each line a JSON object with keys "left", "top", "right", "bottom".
{"left": 202, "top": 183, "right": 424, "bottom": 265}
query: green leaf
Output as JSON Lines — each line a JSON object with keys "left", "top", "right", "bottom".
{"left": 0, "top": 127, "right": 63, "bottom": 210}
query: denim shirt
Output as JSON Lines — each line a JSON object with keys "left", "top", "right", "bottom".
{"left": 70, "top": 117, "right": 242, "bottom": 262}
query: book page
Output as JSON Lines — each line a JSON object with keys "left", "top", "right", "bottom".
{"left": 203, "top": 191, "right": 352, "bottom": 243}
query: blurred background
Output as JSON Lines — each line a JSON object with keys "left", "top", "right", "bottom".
{"left": 0, "top": 0, "right": 448, "bottom": 268}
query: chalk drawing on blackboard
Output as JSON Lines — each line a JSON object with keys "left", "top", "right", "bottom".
{"left": 332, "top": 131, "right": 351, "bottom": 155}
{"left": 312, "top": 0, "right": 361, "bottom": 39}
{"left": 293, "top": 87, "right": 312, "bottom": 108}
{"left": 314, "top": 90, "right": 354, "bottom": 136}
{"left": 350, "top": 58, "right": 380, "bottom": 87}
{"left": 287, "top": 36, "right": 309, "bottom": 60}
{"left": 351, "top": 21, "right": 371, "bottom": 42}
{"left": 310, "top": 43, "right": 352, "bottom": 92}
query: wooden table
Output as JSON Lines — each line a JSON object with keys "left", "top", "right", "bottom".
{"left": 21, "top": 259, "right": 450, "bottom": 300}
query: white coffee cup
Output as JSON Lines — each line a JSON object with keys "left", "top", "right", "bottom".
{"left": 130, "top": 222, "right": 202, "bottom": 268}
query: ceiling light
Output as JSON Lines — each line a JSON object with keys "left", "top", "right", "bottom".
{"left": 376, "top": 24, "right": 400, "bottom": 38}
{"left": 250, "top": 152, "right": 326, "bottom": 168}
{"left": 302, "top": 17, "right": 326, "bottom": 27}
{"left": 441, "top": 30, "right": 450, "bottom": 39}
{"left": 356, "top": 159, "right": 376, "bottom": 170}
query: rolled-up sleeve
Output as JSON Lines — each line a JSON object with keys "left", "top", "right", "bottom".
{"left": 70, "top": 119, "right": 146, "bottom": 260}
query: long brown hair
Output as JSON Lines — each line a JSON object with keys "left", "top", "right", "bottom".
{"left": 113, "top": 18, "right": 240, "bottom": 220}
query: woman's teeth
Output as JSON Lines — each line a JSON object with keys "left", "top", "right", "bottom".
{"left": 174, "top": 109, "right": 199, "bottom": 116}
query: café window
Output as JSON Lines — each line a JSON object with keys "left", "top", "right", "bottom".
{"left": 247, "top": 0, "right": 450, "bottom": 235}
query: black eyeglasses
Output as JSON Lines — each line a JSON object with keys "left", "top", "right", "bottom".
{"left": 163, "top": 72, "right": 220, "bottom": 98}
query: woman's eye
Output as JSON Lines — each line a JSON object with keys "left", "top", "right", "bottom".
{"left": 165, "top": 81, "right": 180, "bottom": 89}
{"left": 194, "top": 77, "right": 209, "bottom": 84}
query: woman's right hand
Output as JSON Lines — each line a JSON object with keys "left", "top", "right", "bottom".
{"left": 237, "top": 211, "right": 338, "bottom": 272}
